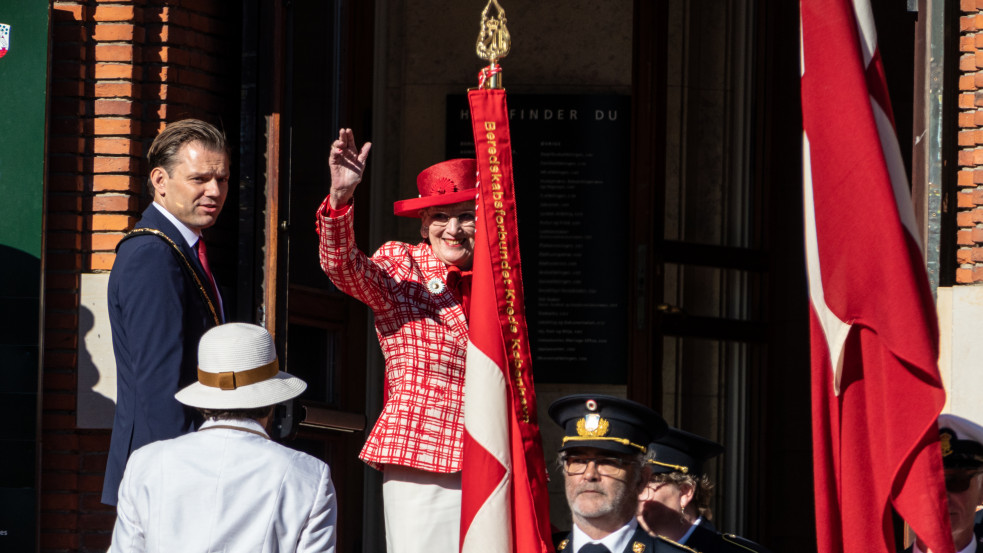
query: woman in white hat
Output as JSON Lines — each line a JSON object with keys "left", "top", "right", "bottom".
{"left": 109, "top": 323, "right": 336, "bottom": 553}
{"left": 316, "top": 128, "right": 477, "bottom": 553}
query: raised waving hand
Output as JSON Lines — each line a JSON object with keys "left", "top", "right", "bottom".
{"left": 328, "top": 128, "right": 372, "bottom": 210}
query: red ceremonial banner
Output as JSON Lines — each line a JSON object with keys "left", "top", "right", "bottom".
{"left": 460, "top": 87, "right": 552, "bottom": 553}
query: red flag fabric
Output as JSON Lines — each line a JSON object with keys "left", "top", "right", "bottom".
{"left": 460, "top": 87, "right": 553, "bottom": 553}
{"left": 801, "top": 2, "right": 952, "bottom": 553}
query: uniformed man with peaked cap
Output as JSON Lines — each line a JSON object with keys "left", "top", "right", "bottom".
{"left": 549, "top": 394, "right": 695, "bottom": 553}
{"left": 638, "top": 427, "right": 771, "bottom": 553}
{"left": 906, "top": 413, "right": 983, "bottom": 553}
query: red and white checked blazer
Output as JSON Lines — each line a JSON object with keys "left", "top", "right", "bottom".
{"left": 316, "top": 200, "right": 468, "bottom": 472}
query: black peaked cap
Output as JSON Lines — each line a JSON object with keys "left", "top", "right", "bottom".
{"left": 549, "top": 394, "right": 668, "bottom": 456}
{"left": 647, "top": 427, "right": 724, "bottom": 476}
{"left": 938, "top": 413, "right": 983, "bottom": 469}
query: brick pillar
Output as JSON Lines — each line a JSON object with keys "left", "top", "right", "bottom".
{"left": 956, "top": 4, "right": 983, "bottom": 283}
{"left": 43, "top": 1, "right": 238, "bottom": 551}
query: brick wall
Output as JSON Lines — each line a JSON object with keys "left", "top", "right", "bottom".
{"left": 43, "top": 1, "right": 239, "bottom": 550}
{"left": 957, "top": 3, "right": 983, "bottom": 283}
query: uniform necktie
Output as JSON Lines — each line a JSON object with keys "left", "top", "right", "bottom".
{"left": 196, "top": 238, "right": 220, "bottom": 304}
{"left": 579, "top": 544, "right": 612, "bottom": 553}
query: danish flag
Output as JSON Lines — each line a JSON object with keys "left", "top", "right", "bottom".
{"left": 801, "top": 1, "right": 953, "bottom": 552}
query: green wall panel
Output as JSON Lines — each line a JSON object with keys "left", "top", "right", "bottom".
{"left": 0, "top": 3, "right": 50, "bottom": 552}
{"left": 0, "top": 7, "right": 49, "bottom": 257}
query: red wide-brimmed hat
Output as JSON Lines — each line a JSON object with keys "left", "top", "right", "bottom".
{"left": 393, "top": 158, "right": 478, "bottom": 217}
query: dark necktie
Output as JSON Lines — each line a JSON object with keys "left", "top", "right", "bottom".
{"left": 579, "top": 544, "right": 612, "bottom": 553}
{"left": 196, "top": 238, "right": 220, "bottom": 305}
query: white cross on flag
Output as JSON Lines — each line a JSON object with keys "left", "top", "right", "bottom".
{"left": 0, "top": 24, "right": 10, "bottom": 59}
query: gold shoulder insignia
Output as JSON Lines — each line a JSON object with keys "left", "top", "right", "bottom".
{"left": 576, "top": 414, "right": 610, "bottom": 437}
{"left": 632, "top": 541, "right": 646, "bottom": 553}
{"left": 558, "top": 538, "right": 569, "bottom": 551}
{"left": 655, "top": 535, "right": 699, "bottom": 553}
{"left": 721, "top": 533, "right": 759, "bottom": 553}
{"left": 941, "top": 431, "right": 953, "bottom": 457}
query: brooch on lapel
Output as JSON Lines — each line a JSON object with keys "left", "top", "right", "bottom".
{"left": 426, "top": 277, "right": 446, "bottom": 295}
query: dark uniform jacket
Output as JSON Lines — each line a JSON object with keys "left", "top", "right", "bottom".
{"left": 555, "top": 525, "right": 698, "bottom": 553}
{"left": 101, "top": 205, "right": 222, "bottom": 505}
{"left": 685, "top": 519, "right": 772, "bottom": 553}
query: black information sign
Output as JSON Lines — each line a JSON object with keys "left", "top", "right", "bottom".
{"left": 447, "top": 94, "right": 631, "bottom": 384}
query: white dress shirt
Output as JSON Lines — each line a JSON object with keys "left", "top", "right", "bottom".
{"left": 677, "top": 516, "right": 705, "bottom": 544}
{"left": 913, "top": 536, "right": 979, "bottom": 553}
{"left": 110, "top": 418, "right": 336, "bottom": 552}
{"left": 572, "top": 517, "right": 638, "bottom": 553}
{"left": 152, "top": 201, "right": 199, "bottom": 248}
{"left": 151, "top": 201, "right": 225, "bottom": 319}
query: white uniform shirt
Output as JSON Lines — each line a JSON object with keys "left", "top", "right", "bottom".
{"left": 913, "top": 536, "right": 979, "bottom": 553}
{"left": 571, "top": 517, "right": 638, "bottom": 553}
{"left": 110, "top": 418, "right": 336, "bottom": 552}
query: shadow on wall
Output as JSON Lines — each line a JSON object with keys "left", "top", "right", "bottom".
{"left": 77, "top": 275, "right": 117, "bottom": 429}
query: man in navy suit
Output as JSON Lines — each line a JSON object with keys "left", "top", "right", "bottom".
{"left": 101, "top": 119, "right": 230, "bottom": 506}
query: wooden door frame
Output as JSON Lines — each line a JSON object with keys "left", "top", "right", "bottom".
{"left": 243, "top": 1, "right": 377, "bottom": 551}
{"left": 627, "top": 0, "right": 669, "bottom": 410}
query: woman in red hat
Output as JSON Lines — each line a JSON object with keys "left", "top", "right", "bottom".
{"left": 316, "top": 128, "right": 477, "bottom": 553}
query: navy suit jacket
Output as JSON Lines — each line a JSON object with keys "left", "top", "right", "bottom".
{"left": 101, "top": 204, "right": 222, "bottom": 506}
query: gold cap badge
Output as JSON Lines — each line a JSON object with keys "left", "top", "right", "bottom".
{"left": 577, "top": 413, "right": 609, "bottom": 438}
{"left": 941, "top": 431, "right": 953, "bottom": 458}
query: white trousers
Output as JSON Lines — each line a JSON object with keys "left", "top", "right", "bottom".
{"left": 382, "top": 465, "right": 462, "bottom": 553}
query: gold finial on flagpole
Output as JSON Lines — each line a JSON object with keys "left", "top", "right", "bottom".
{"left": 476, "top": 0, "right": 510, "bottom": 89}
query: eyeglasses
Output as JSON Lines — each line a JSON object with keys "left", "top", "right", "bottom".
{"left": 427, "top": 211, "right": 476, "bottom": 229}
{"left": 944, "top": 469, "right": 983, "bottom": 493}
{"left": 562, "top": 455, "right": 631, "bottom": 476}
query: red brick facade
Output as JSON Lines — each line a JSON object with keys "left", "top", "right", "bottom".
{"left": 956, "top": 3, "right": 983, "bottom": 282}
{"left": 43, "top": 2, "right": 238, "bottom": 550}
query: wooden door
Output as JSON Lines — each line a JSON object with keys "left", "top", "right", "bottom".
{"left": 251, "top": 1, "right": 376, "bottom": 551}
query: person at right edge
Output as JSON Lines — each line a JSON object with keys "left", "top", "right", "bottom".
{"left": 904, "top": 413, "right": 983, "bottom": 553}
{"left": 549, "top": 394, "right": 695, "bottom": 553}
{"left": 638, "top": 427, "right": 771, "bottom": 552}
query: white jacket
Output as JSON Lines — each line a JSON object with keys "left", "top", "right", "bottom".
{"left": 109, "top": 418, "right": 337, "bottom": 553}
